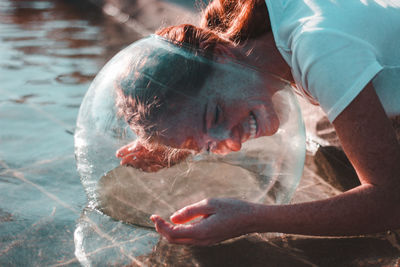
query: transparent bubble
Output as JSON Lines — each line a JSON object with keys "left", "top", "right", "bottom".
{"left": 73, "top": 35, "right": 306, "bottom": 263}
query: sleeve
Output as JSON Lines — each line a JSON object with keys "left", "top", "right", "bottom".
{"left": 290, "top": 29, "right": 383, "bottom": 122}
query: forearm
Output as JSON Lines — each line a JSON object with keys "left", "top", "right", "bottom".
{"left": 251, "top": 84, "right": 400, "bottom": 237}
{"left": 252, "top": 184, "right": 400, "bottom": 236}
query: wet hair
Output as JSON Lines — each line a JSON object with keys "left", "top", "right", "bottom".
{"left": 116, "top": 0, "right": 271, "bottom": 144}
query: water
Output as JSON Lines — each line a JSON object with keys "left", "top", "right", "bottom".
{"left": 2, "top": 1, "right": 398, "bottom": 266}
{"left": 0, "top": 0, "right": 139, "bottom": 265}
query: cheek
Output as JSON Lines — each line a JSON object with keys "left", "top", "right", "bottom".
{"left": 157, "top": 106, "right": 204, "bottom": 149}
{"left": 224, "top": 103, "right": 251, "bottom": 123}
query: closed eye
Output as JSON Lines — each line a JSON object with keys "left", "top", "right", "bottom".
{"left": 203, "top": 103, "right": 208, "bottom": 133}
{"left": 214, "top": 104, "right": 221, "bottom": 124}
{"left": 205, "top": 101, "right": 223, "bottom": 132}
{"left": 214, "top": 104, "right": 225, "bottom": 126}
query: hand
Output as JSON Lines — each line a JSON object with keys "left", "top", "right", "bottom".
{"left": 116, "top": 141, "right": 190, "bottom": 172}
{"left": 150, "top": 198, "right": 259, "bottom": 246}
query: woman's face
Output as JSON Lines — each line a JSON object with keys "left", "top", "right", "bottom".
{"left": 152, "top": 67, "right": 280, "bottom": 155}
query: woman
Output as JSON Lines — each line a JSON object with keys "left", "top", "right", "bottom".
{"left": 116, "top": 0, "right": 400, "bottom": 246}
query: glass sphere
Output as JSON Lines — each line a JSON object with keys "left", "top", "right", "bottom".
{"left": 74, "top": 35, "right": 306, "bottom": 229}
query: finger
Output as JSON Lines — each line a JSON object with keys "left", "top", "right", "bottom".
{"left": 116, "top": 146, "right": 132, "bottom": 158}
{"left": 121, "top": 154, "right": 150, "bottom": 168}
{"left": 120, "top": 154, "right": 165, "bottom": 172}
{"left": 116, "top": 141, "right": 143, "bottom": 157}
{"left": 116, "top": 147, "right": 126, "bottom": 158}
{"left": 120, "top": 152, "right": 156, "bottom": 165}
{"left": 151, "top": 215, "right": 202, "bottom": 241}
{"left": 170, "top": 200, "right": 215, "bottom": 224}
{"left": 120, "top": 154, "right": 138, "bottom": 165}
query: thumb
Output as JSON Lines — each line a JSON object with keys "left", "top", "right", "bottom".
{"left": 170, "top": 200, "right": 215, "bottom": 224}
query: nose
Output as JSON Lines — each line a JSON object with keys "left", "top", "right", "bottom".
{"left": 206, "top": 125, "right": 242, "bottom": 154}
{"left": 225, "top": 125, "right": 242, "bottom": 151}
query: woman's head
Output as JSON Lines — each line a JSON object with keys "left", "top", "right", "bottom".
{"left": 116, "top": 0, "right": 278, "bottom": 154}
{"left": 149, "top": 63, "right": 281, "bottom": 154}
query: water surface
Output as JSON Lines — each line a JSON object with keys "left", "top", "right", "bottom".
{"left": 2, "top": 1, "right": 398, "bottom": 266}
{"left": 0, "top": 0, "right": 139, "bottom": 265}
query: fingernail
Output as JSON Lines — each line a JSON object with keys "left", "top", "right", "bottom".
{"left": 150, "top": 215, "right": 156, "bottom": 222}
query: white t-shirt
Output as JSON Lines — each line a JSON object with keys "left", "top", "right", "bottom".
{"left": 265, "top": 0, "right": 400, "bottom": 122}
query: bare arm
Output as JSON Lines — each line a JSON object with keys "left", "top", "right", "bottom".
{"left": 151, "top": 83, "right": 400, "bottom": 245}
{"left": 254, "top": 82, "right": 400, "bottom": 235}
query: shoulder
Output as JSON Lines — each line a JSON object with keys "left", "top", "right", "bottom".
{"left": 290, "top": 29, "right": 383, "bottom": 121}
{"left": 267, "top": 0, "right": 397, "bottom": 51}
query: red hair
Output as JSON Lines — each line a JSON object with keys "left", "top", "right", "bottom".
{"left": 200, "top": 0, "right": 271, "bottom": 43}
{"left": 156, "top": 0, "right": 271, "bottom": 53}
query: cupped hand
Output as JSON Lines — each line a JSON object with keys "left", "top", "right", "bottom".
{"left": 150, "top": 198, "right": 259, "bottom": 246}
{"left": 116, "top": 141, "right": 190, "bottom": 172}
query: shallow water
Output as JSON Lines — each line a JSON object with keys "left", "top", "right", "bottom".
{"left": 0, "top": 0, "right": 139, "bottom": 265}
{"left": 2, "top": 1, "right": 399, "bottom": 266}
